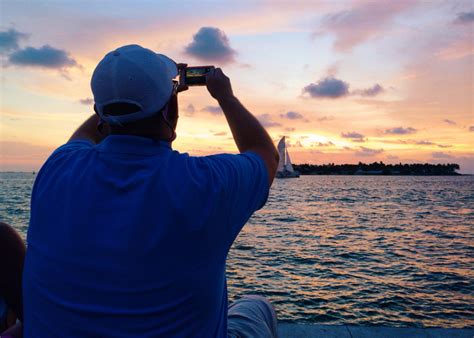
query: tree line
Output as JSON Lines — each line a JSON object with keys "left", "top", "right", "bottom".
{"left": 292, "top": 162, "right": 461, "bottom": 175}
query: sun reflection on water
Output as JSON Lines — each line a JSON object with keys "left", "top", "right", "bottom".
{"left": 227, "top": 175, "right": 474, "bottom": 328}
{"left": 1, "top": 173, "right": 472, "bottom": 328}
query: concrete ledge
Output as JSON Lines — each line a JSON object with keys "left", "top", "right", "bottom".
{"left": 278, "top": 324, "right": 474, "bottom": 338}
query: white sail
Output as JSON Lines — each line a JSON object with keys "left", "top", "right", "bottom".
{"left": 284, "top": 149, "right": 294, "bottom": 172}
{"left": 276, "top": 136, "right": 300, "bottom": 178}
{"left": 277, "top": 137, "right": 286, "bottom": 172}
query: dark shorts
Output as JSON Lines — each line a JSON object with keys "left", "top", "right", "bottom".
{"left": 228, "top": 295, "right": 278, "bottom": 338}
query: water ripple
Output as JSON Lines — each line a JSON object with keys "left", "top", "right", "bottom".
{"left": 1, "top": 173, "right": 473, "bottom": 328}
{"left": 227, "top": 176, "right": 474, "bottom": 328}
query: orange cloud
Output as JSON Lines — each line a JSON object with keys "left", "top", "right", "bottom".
{"left": 0, "top": 141, "right": 54, "bottom": 171}
{"left": 315, "top": 0, "right": 417, "bottom": 52}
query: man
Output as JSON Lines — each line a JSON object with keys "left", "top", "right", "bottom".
{"left": 21, "top": 44, "right": 279, "bottom": 337}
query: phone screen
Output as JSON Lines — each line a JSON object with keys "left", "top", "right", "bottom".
{"left": 185, "top": 66, "right": 214, "bottom": 86}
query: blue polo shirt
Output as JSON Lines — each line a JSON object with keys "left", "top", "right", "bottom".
{"left": 23, "top": 135, "right": 269, "bottom": 338}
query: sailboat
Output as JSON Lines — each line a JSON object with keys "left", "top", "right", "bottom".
{"left": 276, "top": 136, "right": 300, "bottom": 178}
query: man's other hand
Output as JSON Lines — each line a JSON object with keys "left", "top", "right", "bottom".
{"left": 177, "top": 63, "right": 189, "bottom": 93}
{"left": 206, "top": 68, "right": 234, "bottom": 102}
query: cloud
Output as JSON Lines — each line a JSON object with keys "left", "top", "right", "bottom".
{"left": 79, "top": 98, "right": 93, "bottom": 105}
{"left": 353, "top": 84, "right": 384, "bottom": 97}
{"left": 9, "top": 45, "right": 78, "bottom": 69}
{"left": 0, "top": 29, "right": 28, "bottom": 53}
{"left": 0, "top": 141, "right": 54, "bottom": 171}
{"left": 316, "top": 141, "right": 334, "bottom": 147}
{"left": 256, "top": 114, "right": 281, "bottom": 128}
{"left": 381, "top": 139, "right": 452, "bottom": 148}
{"left": 355, "top": 146, "right": 384, "bottom": 157}
{"left": 202, "top": 105, "right": 222, "bottom": 115}
{"left": 303, "top": 77, "right": 349, "bottom": 98}
{"left": 284, "top": 127, "right": 295, "bottom": 132}
{"left": 316, "top": 115, "right": 334, "bottom": 122}
{"left": 432, "top": 152, "right": 454, "bottom": 159}
{"left": 184, "top": 27, "right": 237, "bottom": 64}
{"left": 387, "top": 155, "right": 399, "bottom": 160}
{"left": 454, "top": 11, "right": 474, "bottom": 24}
{"left": 379, "top": 139, "right": 407, "bottom": 144}
{"left": 384, "top": 127, "right": 417, "bottom": 135}
{"left": 443, "top": 119, "right": 456, "bottom": 125}
{"left": 303, "top": 77, "right": 384, "bottom": 99}
{"left": 316, "top": 1, "right": 416, "bottom": 52}
{"left": 437, "top": 37, "right": 473, "bottom": 60}
{"left": 381, "top": 139, "right": 448, "bottom": 147}
{"left": 280, "top": 111, "right": 304, "bottom": 120}
{"left": 341, "top": 131, "right": 365, "bottom": 142}
{"left": 469, "top": 126, "right": 474, "bottom": 132}
{"left": 287, "top": 140, "right": 303, "bottom": 148}
{"left": 342, "top": 132, "right": 364, "bottom": 139}
{"left": 414, "top": 140, "right": 435, "bottom": 145}
{"left": 184, "top": 103, "right": 196, "bottom": 116}
{"left": 326, "top": 62, "right": 340, "bottom": 76}
{"left": 186, "top": 104, "right": 195, "bottom": 113}
{"left": 213, "top": 131, "right": 227, "bottom": 136}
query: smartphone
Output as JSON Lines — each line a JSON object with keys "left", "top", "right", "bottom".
{"left": 185, "top": 66, "right": 214, "bottom": 86}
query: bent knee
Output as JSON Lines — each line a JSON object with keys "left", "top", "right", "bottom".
{"left": 0, "top": 222, "right": 16, "bottom": 238}
{"left": 0, "top": 222, "right": 24, "bottom": 250}
{"left": 241, "top": 295, "right": 273, "bottom": 306}
{"left": 234, "top": 295, "right": 277, "bottom": 317}
{"left": 0, "top": 221, "right": 11, "bottom": 229}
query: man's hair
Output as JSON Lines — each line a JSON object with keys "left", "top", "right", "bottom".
{"left": 103, "top": 102, "right": 141, "bottom": 117}
{"left": 102, "top": 102, "right": 161, "bottom": 133}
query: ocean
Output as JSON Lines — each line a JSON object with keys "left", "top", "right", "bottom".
{"left": 1, "top": 173, "right": 473, "bottom": 328}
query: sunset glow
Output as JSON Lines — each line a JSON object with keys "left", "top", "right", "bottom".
{"left": 1, "top": 0, "right": 473, "bottom": 172}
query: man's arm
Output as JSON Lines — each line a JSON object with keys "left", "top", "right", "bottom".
{"left": 68, "top": 114, "right": 108, "bottom": 144}
{"left": 206, "top": 68, "right": 279, "bottom": 185}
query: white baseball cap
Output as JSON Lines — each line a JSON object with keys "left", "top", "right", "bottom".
{"left": 91, "top": 44, "right": 178, "bottom": 124}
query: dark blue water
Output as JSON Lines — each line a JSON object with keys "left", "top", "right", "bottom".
{"left": 1, "top": 173, "right": 473, "bottom": 328}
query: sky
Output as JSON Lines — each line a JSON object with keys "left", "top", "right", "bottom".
{"left": 1, "top": 0, "right": 473, "bottom": 173}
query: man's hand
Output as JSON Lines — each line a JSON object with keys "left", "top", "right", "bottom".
{"left": 176, "top": 63, "right": 189, "bottom": 93}
{"left": 206, "top": 68, "right": 234, "bottom": 102}
{"left": 69, "top": 114, "right": 108, "bottom": 144}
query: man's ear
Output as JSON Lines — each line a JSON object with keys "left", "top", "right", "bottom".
{"left": 167, "top": 94, "right": 178, "bottom": 121}
{"left": 93, "top": 104, "right": 110, "bottom": 135}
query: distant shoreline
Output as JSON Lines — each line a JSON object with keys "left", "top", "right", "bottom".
{"left": 1, "top": 171, "right": 471, "bottom": 176}
{"left": 293, "top": 162, "right": 463, "bottom": 176}
{"left": 299, "top": 173, "right": 466, "bottom": 176}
